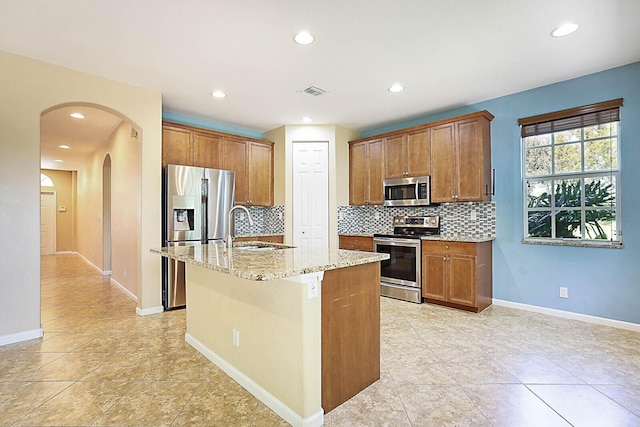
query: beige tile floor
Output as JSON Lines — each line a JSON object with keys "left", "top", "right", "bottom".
{"left": 1, "top": 254, "right": 640, "bottom": 426}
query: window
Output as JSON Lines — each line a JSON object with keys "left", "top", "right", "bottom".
{"left": 519, "top": 99, "right": 622, "bottom": 246}
{"left": 41, "top": 173, "right": 54, "bottom": 187}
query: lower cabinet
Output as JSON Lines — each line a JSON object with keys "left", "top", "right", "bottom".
{"left": 422, "top": 240, "right": 492, "bottom": 312}
{"left": 338, "top": 235, "right": 374, "bottom": 252}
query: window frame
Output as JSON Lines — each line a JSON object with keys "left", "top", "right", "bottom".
{"left": 519, "top": 100, "right": 623, "bottom": 248}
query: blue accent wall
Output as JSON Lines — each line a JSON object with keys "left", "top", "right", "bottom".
{"left": 162, "top": 110, "right": 264, "bottom": 140}
{"left": 363, "top": 62, "right": 640, "bottom": 324}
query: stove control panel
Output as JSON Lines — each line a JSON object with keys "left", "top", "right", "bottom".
{"left": 392, "top": 216, "right": 440, "bottom": 228}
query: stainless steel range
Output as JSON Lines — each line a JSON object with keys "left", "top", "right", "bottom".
{"left": 373, "top": 216, "right": 440, "bottom": 303}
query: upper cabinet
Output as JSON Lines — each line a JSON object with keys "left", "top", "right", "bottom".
{"left": 349, "top": 110, "right": 493, "bottom": 205}
{"left": 384, "top": 128, "right": 431, "bottom": 179}
{"left": 162, "top": 122, "right": 274, "bottom": 206}
{"left": 222, "top": 137, "right": 274, "bottom": 206}
{"left": 431, "top": 112, "right": 493, "bottom": 203}
{"left": 349, "top": 138, "right": 384, "bottom": 206}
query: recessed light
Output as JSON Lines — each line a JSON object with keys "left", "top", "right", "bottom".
{"left": 54, "top": 159, "right": 64, "bottom": 162}
{"left": 70, "top": 113, "right": 85, "bottom": 119}
{"left": 294, "top": 31, "right": 314, "bottom": 45}
{"left": 302, "top": 116, "right": 312, "bottom": 123}
{"left": 59, "top": 145, "right": 70, "bottom": 149}
{"left": 211, "top": 90, "right": 227, "bottom": 98}
{"left": 551, "top": 23, "right": 579, "bottom": 37}
{"left": 388, "top": 84, "right": 404, "bottom": 93}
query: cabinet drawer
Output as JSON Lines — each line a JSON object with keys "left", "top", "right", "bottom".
{"left": 339, "top": 235, "right": 374, "bottom": 252}
{"left": 422, "top": 240, "right": 477, "bottom": 256}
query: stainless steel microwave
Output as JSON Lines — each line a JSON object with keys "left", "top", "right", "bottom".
{"left": 383, "top": 176, "right": 431, "bottom": 206}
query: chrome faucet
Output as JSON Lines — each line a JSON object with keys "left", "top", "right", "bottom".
{"left": 227, "top": 205, "right": 254, "bottom": 249}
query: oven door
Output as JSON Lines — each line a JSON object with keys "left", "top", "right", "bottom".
{"left": 374, "top": 237, "right": 422, "bottom": 303}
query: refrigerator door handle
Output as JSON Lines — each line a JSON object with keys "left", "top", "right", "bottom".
{"left": 201, "top": 177, "right": 208, "bottom": 243}
{"left": 172, "top": 258, "right": 179, "bottom": 305}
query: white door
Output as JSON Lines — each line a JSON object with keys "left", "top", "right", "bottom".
{"left": 41, "top": 192, "right": 56, "bottom": 255}
{"left": 293, "top": 142, "right": 329, "bottom": 247}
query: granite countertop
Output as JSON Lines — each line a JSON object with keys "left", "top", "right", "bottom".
{"left": 151, "top": 241, "right": 389, "bottom": 281}
{"left": 421, "top": 235, "right": 495, "bottom": 243}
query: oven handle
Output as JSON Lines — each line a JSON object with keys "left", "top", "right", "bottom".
{"left": 374, "top": 237, "right": 421, "bottom": 247}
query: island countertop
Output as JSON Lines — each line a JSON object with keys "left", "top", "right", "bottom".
{"left": 151, "top": 241, "right": 389, "bottom": 281}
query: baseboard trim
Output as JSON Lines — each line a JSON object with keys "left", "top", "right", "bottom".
{"left": 102, "top": 270, "right": 112, "bottom": 276}
{"left": 136, "top": 306, "right": 164, "bottom": 316}
{"left": 492, "top": 299, "right": 640, "bottom": 332}
{"left": 185, "top": 333, "right": 324, "bottom": 427}
{"left": 54, "top": 251, "right": 76, "bottom": 255}
{"left": 110, "top": 278, "right": 137, "bottom": 302}
{"left": 0, "top": 328, "right": 44, "bottom": 346}
{"left": 76, "top": 253, "right": 109, "bottom": 276}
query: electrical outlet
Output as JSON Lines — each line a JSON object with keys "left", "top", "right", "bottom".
{"left": 233, "top": 329, "right": 240, "bottom": 347}
{"left": 338, "top": 212, "right": 344, "bottom": 221}
{"left": 470, "top": 210, "right": 477, "bottom": 221}
{"left": 560, "top": 287, "right": 569, "bottom": 298}
{"left": 374, "top": 212, "right": 380, "bottom": 220}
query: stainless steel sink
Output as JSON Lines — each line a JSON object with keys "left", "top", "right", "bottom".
{"left": 235, "top": 246, "right": 277, "bottom": 251}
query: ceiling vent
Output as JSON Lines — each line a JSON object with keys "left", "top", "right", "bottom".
{"left": 299, "top": 85, "right": 328, "bottom": 96}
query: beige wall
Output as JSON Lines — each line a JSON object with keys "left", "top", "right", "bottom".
{"left": 76, "top": 122, "right": 140, "bottom": 297}
{"left": 41, "top": 169, "right": 76, "bottom": 252}
{"left": 0, "top": 50, "right": 162, "bottom": 341}
{"left": 264, "top": 126, "right": 286, "bottom": 206}
{"left": 266, "top": 125, "right": 357, "bottom": 248}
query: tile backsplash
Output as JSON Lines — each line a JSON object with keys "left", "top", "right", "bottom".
{"left": 338, "top": 202, "right": 496, "bottom": 238}
{"left": 234, "top": 205, "right": 284, "bottom": 235}
{"left": 233, "top": 202, "right": 496, "bottom": 238}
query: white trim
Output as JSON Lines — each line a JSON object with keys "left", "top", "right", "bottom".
{"left": 185, "top": 333, "right": 324, "bottom": 427}
{"left": 110, "top": 278, "right": 137, "bottom": 302}
{"left": 54, "top": 251, "right": 77, "bottom": 255}
{"left": 136, "top": 306, "right": 164, "bottom": 316}
{"left": 102, "top": 270, "right": 112, "bottom": 276}
{"left": 77, "top": 252, "right": 107, "bottom": 275}
{"left": 492, "top": 299, "right": 640, "bottom": 332}
{"left": 0, "top": 328, "right": 44, "bottom": 346}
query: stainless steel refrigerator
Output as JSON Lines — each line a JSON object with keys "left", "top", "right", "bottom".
{"left": 162, "top": 164, "right": 235, "bottom": 310}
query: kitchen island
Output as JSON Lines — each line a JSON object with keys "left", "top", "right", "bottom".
{"left": 151, "top": 242, "right": 388, "bottom": 427}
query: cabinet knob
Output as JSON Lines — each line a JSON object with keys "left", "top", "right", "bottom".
{"left": 444, "top": 245, "right": 449, "bottom": 249}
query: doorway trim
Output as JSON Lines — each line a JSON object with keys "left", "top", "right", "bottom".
{"left": 103, "top": 154, "right": 112, "bottom": 276}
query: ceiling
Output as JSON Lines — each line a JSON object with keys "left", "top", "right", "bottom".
{"left": 40, "top": 106, "right": 123, "bottom": 170}
{"left": 2, "top": 1, "right": 639, "bottom": 170}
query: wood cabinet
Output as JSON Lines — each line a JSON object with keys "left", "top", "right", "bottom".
{"left": 338, "top": 235, "right": 374, "bottom": 252}
{"left": 430, "top": 112, "right": 493, "bottom": 203}
{"left": 348, "top": 110, "right": 493, "bottom": 204}
{"left": 222, "top": 137, "right": 274, "bottom": 206}
{"left": 162, "top": 122, "right": 222, "bottom": 169}
{"left": 162, "top": 122, "right": 275, "bottom": 206}
{"left": 384, "top": 128, "right": 431, "bottom": 179}
{"left": 422, "top": 240, "right": 492, "bottom": 312}
{"left": 235, "top": 235, "right": 284, "bottom": 244}
{"left": 349, "top": 138, "right": 384, "bottom": 205}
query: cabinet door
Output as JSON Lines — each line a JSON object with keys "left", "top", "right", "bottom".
{"left": 349, "top": 142, "right": 367, "bottom": 206}
{"left": 406, "top": 129, "right": 431, "bottom": 177}
{"left": 367, "top": 139, "right": 385, "bottom": 205}
{"left": 162, "top": 126, "right": 192, "bottom": 166}
{"left": 248, "top": 141, "right": 273, "bottom": 206}
{"left": 384, "top": 135, "right": 406, "bottom": 179}
{"left": 193, "top": 132, "right": 222, "bottom": 169}
{"left": 430, "top": 123, "right": 456, "bottom": 202}
{"left": 456, "top": 118, "right": 484, "bottom": 201}
{"left": 447, "top": 253, "right": 477, "bottom": 307}
{"left": 223, "top": 138, "right": 249, "bottom": 204}
{"left": 422, "top": 250, "right": 447, "bottom": 301}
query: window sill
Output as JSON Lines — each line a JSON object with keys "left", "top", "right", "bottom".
{"left": 522, "top": 238, "right": 623, "bottom": 249}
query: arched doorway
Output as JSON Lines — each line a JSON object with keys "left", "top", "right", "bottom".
{"left": 40, "top": 103, "right": 141, "bottom": 299}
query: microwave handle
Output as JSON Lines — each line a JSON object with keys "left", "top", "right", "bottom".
{"left": 415, "top": 181, "right": 420, "bottom": 198}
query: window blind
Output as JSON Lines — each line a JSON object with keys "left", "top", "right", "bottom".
{"left": 518, "top": 98, "right": 623, "bottom": 138}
